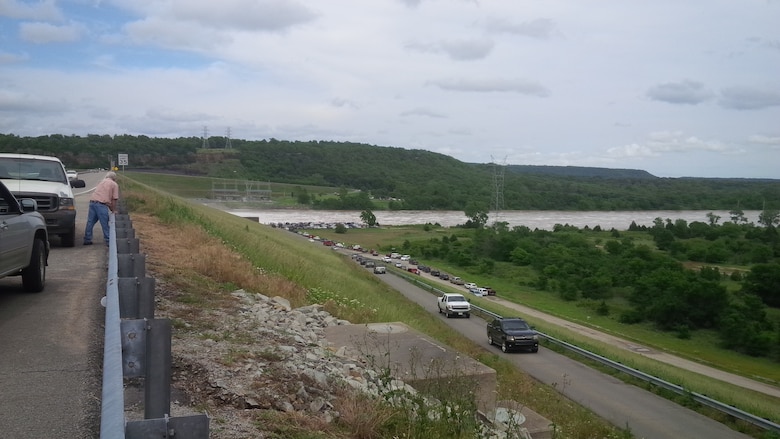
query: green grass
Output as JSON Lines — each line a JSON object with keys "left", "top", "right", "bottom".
{"left": 120, "top": 176, "right": 628, "bottom": 439}
{"left": 121, "top": 173, "right": 780, "bottom": 437}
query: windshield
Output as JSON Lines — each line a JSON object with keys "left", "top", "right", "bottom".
{"left": 449, "top": 295, "right": 466, "bottom": 302}
{"left": 503, "top": 321, "right": 530, "bottom": 331}
{"left": 0, "top": 157, "right": 66, "bottom": 183}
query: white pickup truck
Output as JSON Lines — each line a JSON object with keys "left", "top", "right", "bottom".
{"left": 437, "top": 293, "right": 471, "bottom": 318}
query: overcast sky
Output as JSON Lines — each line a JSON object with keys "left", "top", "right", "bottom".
{"left": 1, "top": 1, "right": 779, "bottom": 178}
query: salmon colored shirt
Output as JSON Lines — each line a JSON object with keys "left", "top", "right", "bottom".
{"left": 91, "top": 178, "right": 119, "bottom": 208}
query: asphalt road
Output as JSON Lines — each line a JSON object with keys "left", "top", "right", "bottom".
{"left": 369, "top": 262, "right": 754, "bottom": 439}
{"left": 0, "top": 172, "right": 105, "bottom": 439}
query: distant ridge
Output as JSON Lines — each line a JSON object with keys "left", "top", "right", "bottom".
{"left": 503, "top": 165, "right": 657, "bottom": 179}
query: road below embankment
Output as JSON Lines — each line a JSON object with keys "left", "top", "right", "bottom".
{"left": 359, "top": 257, "right": 756, "bottom": 439}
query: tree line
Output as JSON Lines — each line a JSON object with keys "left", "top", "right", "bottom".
{"left": 1, "top": 133, "right": 778, "bottom": 211}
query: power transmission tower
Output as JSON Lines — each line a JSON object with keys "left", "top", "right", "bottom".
{"left": 202, "top": 126, "right": 210, "bottom": 149}
{"left": 225, "top": 127, "right": 233, "bottom": 149}
{"left": 490, "top": 155, "right": 507, "bottom": 224}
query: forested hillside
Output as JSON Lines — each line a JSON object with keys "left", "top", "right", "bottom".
{"left": 1, "top": 133, "right": 778, "bottom": 211}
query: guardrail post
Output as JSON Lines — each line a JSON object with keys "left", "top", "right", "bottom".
{"left": 118, "top": 277, "right": 155, "bottom": 319}
{"left": 145, "top": 318, "right": 172, "bottom": 420}
{"left": 118, "top": 253, "right": 146, "bottom": 278}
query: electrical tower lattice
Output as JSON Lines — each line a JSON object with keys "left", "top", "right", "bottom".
{"left": 491, "top": 156, "right": 506, "bottom": 224}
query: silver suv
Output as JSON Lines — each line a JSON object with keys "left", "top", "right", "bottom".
{"left": 0, "top": 180, "right": 49, "bottom": 292}
{"left": 0, "top": 154, "right": 85, "bottom": 247}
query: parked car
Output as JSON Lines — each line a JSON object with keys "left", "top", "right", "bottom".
{"left": 437, "top": 293, "right": 470, "bottom": 318}
{"left": 470, "top": 287, "right": 488, "bottom": 297}
{"left": 0, "top": 153, "right": 86, "bottom": 247}
{"left": 464, "top": 282, "right": 477, "bottom": 290}
{"left": 0, "top": 180, "right": 49, "bottom": 292}
{"left": 418, "top": 265, "right": 431, "bottom": 273}
{"left": 440, "top": 273, "right": 450, "bottom": 281}
{"left": 364, "top": 261, "right": 376, "bottom": 268}
{"left": 450, "top": 276, "right": 464, "bottom": 285}
{"left": 400, "top": 254, "right": 410, "bottom": 261}
{"left": 430, "top": 269, "right": 440, "bottom": 277}
{"left": 382, "top": 256, "right": 392, "bottom": 263}
{"left": 409, "top": 259, "right": 418, "bottom": 265}
{"left": 373, "top": 265, "right": 386, "bottom": 274}
{"left": 487, "top": 317, "right": 539, "bottom": 353}
{"left": 407, "top": 267, "right": 419, "bottom": 274}
{"left": 483, "top": 286, "right": 497, "bottom": 296}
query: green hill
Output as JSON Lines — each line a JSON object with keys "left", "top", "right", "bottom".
{"left": 1, "top": 133, "right": 778, "bottom": 211}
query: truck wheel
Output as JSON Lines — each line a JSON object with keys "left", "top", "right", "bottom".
{"left": 501, "top": 342, "right": 509, "bottom": 353}
{"left": 445, "top": 312, "right": 451, "bottom": 318}
{"left": 60, "top": 226, "right": 76, "bottom": 247}
{"left": 22, "top": 239, "right": 46, "bottom": 293}
{"left": 488, "top": 335, "right": 494, "bottom": 346}
{"left": 466, "top": 313, "right": 470, "bottom": 318}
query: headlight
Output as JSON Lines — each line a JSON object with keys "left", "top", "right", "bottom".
{"left": 532, "top": 335, "right": 539, "bottom": 341}
{"left": 506, "top": 336, "right": 515, "bottom": 341}
{"left": 60, "top": 197, "right": 75, "bottom": 210}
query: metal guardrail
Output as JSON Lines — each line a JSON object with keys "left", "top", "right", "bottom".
{"left": 387, "top": 268, "right": 780, "bottom": 434}
{"left": 100, "top": 209, "right": 210, "bottom": 438}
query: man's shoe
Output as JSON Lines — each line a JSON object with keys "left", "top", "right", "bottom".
{"left": 83, "top": 241, "right": 93, "bottom": 245}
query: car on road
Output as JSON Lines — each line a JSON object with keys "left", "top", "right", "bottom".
{"left": 66, "top": 169, "right": 78, "bottom": 181}
{"left": 464, "top": 282, "right": 477, "bottom": 290}
{"left": 471, "top": 287, "right": 488, "bottom": 297}
{"left": 0, "top": 153, "right": 86, "bottom": 247}
{"left": 0, "top": 180, "right": 49, "bottom": 292}
{"left": 487, "top": 317, "right": 539, "bottom": 353}
{"left": 381, "top": 256, "right": 392, "bottom": 263}
{"left": 373, "top": 265, "right": 386, "bottom": 274}
{"left": 437, "top": 293, "right": 470, "bottom": 318}
{"left": 450, "top": 276, "right": 465, "bottom": 285}
{"left": 483, "top": 286, "right": 497, "bottom": 296}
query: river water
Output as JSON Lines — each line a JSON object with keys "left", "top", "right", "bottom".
{"left": 218, "top": 207, "right": 762, "bottom": 231}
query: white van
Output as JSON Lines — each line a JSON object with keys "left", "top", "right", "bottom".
{"left": 0, "top": 154, "right": 86, "bottom": 247}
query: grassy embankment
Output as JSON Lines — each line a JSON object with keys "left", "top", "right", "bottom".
{"left": 121, "top": 171, "right": 780, "bottom": 437}
{"left": 120, "top": 176, "right": 629, "bottom": 439}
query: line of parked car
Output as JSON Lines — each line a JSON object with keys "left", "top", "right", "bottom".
{"left": 347, "top": 247, "right": 538, "bottom": 354}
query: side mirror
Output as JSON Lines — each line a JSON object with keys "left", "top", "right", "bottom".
{"left": 19, "top": 198, "right": 38, "bottom": 212}
{"left": 71, "top": 179, "right": 86, "bottom": 188}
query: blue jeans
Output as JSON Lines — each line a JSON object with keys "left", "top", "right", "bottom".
{"left": 84, "top": 201, "right": 110, "bottom": 244}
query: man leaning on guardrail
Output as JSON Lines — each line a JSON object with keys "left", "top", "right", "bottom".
{"left": 84, "top": 171, "right": 119, "bottom": 247}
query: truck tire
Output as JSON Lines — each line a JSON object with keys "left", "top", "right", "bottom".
{"left": 22, "top": 238, "right": 46, "bottom": 293}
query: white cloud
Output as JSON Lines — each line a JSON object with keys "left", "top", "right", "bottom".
{"left": 0, "top": 0, "right": 62, "bottom": 21}
{"left": 427, "top": 78, "right": 550, "bottom": 96}
{"left": 19, "top": 21, "right": 85, "bottom": 43}
{"left": 719, "top": 86, "right": 780, "bottom": 110}
{"left": 646, "top": 80, "right": 714, "bottom": 105}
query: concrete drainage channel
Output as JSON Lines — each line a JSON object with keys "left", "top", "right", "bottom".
{"left": 100, "top": 205, "right": 209, "bottom": 438}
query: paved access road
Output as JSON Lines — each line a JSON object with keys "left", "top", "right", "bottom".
{"left": 0, "top": 172, "right": 106, "bottom": 438}
{"left": 367, "top": 262, "right": 754, "bottom": 439}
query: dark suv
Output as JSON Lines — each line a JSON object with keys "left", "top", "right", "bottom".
{"left": 487, "top": 317, "right": 539, "bottom": 353}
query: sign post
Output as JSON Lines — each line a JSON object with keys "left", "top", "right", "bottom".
{"left": 118, "top": 154, "right": 129, "bottom": 172}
